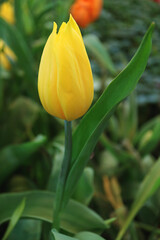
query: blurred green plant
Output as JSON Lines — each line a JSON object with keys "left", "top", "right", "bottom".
{"left": 0, "top": 0, "right": 160, "bottom": 240}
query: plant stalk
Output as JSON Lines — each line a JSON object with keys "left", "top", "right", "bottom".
{"left": 53, "top": 120, "right": 72, "bottom": 230}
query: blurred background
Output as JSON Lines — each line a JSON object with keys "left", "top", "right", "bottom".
{"left": 0, "top": 0, "right": 160, "bottom": 239}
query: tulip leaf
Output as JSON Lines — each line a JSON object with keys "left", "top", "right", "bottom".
{"left": 7, "top": 219, "right": 42, "bottom": 240}
{"left": 63, "top": 23, "right": 154, "bottom": 207}
{"left": 51, "top": 229, "right": 78, "bottom": 240}
{"left": 0, "top": 135, "right": 47, "bottom": 185}
{"left": 72, "top": 167, "right": 94, "bottom": 205}
{"left": 0, "top": 191, "right": 106, "bottom": 234}
{"left": 84, "top": 34, "right": 116, "bottom": 75}
{"left": 116, "top": 157, "right": 160, "bottom": 240}
{"left": 75, "top": 231, "right": 106, "bottom": 240}
{"left": 2, "top": 199, "right": 25, "bottom": 240}
{"left": 15, "top": 0, "right": 34, "bottom": 35}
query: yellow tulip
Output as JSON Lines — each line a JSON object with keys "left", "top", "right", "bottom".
{"left": 0, "top": 1, "right": 15, "bottom": 24}
{"left": 0, "top": 1, "right": 15, "bottom": 69}
{"left": 38, "top": 15, "right": 94, "bottom": 121}
{"left": 0, "top": 40, "right": 16, "bottom": 69}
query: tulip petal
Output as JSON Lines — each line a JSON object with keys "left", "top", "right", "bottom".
{"left": 55, "top": 18, "right": 93, "bottom": 120}
{"left": 38, "top": 31, "right": 65, "bottom": 119}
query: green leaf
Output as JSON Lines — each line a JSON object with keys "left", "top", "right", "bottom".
{"left": 134, "top": 115, "right": 160, "bottom": 145}
{"left": 133, "top": 115, "right": 160, "bottom": 155}
{"left": 17, "top": 0, "right": 34, "bottom": 35}
{"left": 35, "top": 2, "right": 59, "bottom": 20}
{"left": 0, "top": 71, "right": 4, "bottom": 111}
{"left": 2, "top": 199, "right": 25, "bottom": 240}
{"left": 63, "top": 23, "right": 154, "bottom": 206}
{"left": 51, "top": 229, "right": 77, "bottom": 240}
{"left": 116, "top": 157, "right": 160, "bottom": 240}
{"left": 14, "top": 0, "right": 25, "bottom": 34}
{"left": 47, "top": 146, "right": 64, "bottom": 192}
{"left": 84, "top": 34, "right": 116, "bottom": 75}
{"left": 9, "top": 97, "right": 40, "bottom": 130}
{"left": 72, "top": 167, "right": 94, "bottom": 205}
{"left": 8, "top": 219, "right": 42, "bottom": 240}
{"left": 75, "top": 231, "right": 106, "bottom": 240}
{"left": 0, "top": 135, "right": 47, "bottom": 185}
{"left": 116, "top": 92, "right": 137, "bottom": 139}
{"left": 0, "top": 191, "right": 106, "bottom": 234}
{"left": 139, "top": 120, "right": 160, "bottom": 155}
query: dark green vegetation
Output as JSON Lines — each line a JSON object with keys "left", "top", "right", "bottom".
{"left": 0, "top": 0, "right": 160, "bottom": 240}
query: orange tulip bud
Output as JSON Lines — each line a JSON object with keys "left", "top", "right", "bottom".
{"left": 70, "top": 0, "right": 103, "bottom": 28}
{"left": 90, "top": 0, "right": 103, "bottom": 21}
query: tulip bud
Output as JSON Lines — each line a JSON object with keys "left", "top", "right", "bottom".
{"left": 0, "top": 1, "right": 16, "bottom": 69}
{"left": 0, "top": 1, "right": 15, "bottom": 24}
{"left": 38, "top": 15, "right": 94, "bottom": 121}
{"left": 70, "top": 0, "right": 103, "bottom": 28}
{"left": 0, "top": 40, "right": 16, "bottom": 69}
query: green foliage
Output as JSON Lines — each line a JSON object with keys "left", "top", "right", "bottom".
{"left": 116, "top": 157, "right": 160, "bottom": 240}
{"left": 8, "top": 219, "right": 42, "bottom": 240}
{"left": 62, "top": 23, "right": 154, "bottom": 208}
{"left": 0, "top": 18, "right": 36, "bottom": 96}
{"left": 99, "top": 0, "right": 160, "bottom": 105}
{"left": 84, "top": 34, "right": 116, "bottom": 75}
{"left": 0, "top": 191, "right": 106, "bottom": 234}
{"left": 2, "top": 199, "right": 25, "bottom": 240}
{"left": 75, "top": 231, "right": 106, "bottom": 240}
{"left": 72, "top": 167, "right": 94, "bottom": 205}
{"left": 51, "top": 229, "right": 77, "bottom": 240}
{"left": 0, "top": 135, "right": 46, "bottom": 185}
{"left": 0, "top": 0, "right": 160, "bottom": 239}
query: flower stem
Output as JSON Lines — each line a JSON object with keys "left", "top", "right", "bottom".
{"left": 53, "top": 120, "right": 72, "bottom": 230}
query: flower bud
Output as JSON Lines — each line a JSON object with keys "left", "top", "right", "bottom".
{"left": 0, "top": 1, "right": 16, "bottom": 69}
{"left": 70, "top": 0, "right": 103, "bottom": 28}
{"left": 38, "top": 15, "right": 94, "bottom": 121}
{"left": 0, "top": 1, "right": 15, "bottom": 24}
{"left": 0, "top": 40, "right": 16, "bottom": 69}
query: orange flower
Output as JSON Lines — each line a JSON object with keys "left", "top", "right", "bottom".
{"left": 70, "top": 0, "right": 103, "bottom": 28}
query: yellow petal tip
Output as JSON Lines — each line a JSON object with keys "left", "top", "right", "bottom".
{"left": 53, "top": 22, "right": 57, "bottom": 34}
{"left": 68, "top": 14, "right": 75, "bottom": 25}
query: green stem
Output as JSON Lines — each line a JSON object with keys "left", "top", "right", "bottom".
{"left": 53, "top": 120, "right": 72, "bottom": 230}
